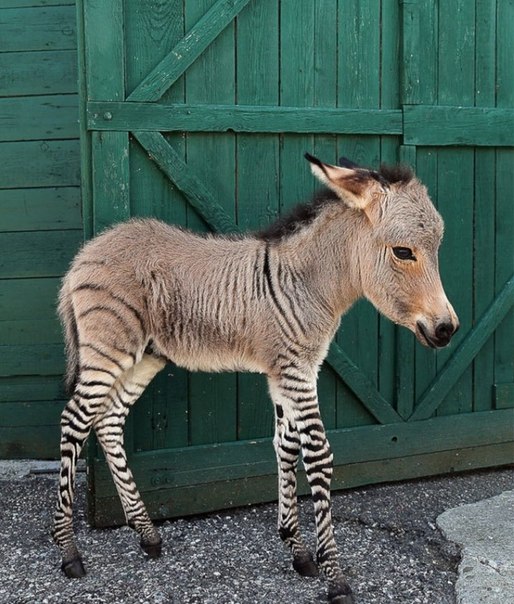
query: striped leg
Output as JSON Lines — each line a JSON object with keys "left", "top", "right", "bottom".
{"left": 299, "top": 412, "right": 353, "bottom": 603}
{"left": 93, "top": 354, "right": 165, "bottom": 556}
{"left": 53, "top": 372, "right": 120, "bottom": 578}
{"left": 269, "top": 371, "right": 354, "bottom": 604}
{"left": 273, "top": 413, "right": 318, "bottom": 576}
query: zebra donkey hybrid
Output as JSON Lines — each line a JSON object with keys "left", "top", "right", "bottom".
{"left": 54, "top": 153, "right": 459, "bottom": 603}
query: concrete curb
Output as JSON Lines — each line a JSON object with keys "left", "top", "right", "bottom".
{"left": 437, "top": 489, "right": 514, "bottom": 604}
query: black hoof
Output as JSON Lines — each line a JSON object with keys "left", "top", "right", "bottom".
{"left": 140, "top": 538, "right": 162, "bottom": 559}
{"left": 61, "top": 557, "right": 86, "bottom": 579}
{"left": 328, "top": 584, "right": 355, "bottom": 604}
{"left": 293, "top": 553, "right": 319, "bottom": 577}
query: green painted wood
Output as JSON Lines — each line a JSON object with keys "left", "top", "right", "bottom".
{"left": 0, "top": 50, "right": 77, "bottom": 97}
{"left": 0, "top": 187, "right": 81, "bottom": 231}
{"left": 0, "top": 376, "right": 65, "bottom": 403}
{"left": 91, "top": 439, "right": 514, "bottom": 527}
{"left": 0, "top": 278, "right": 61, "bottom": 320}
{"left": 0, "top": 420, "right": 61, "bottom": 459}
{"left": 91, "top": 408, "right": 514, "bottom": 501}
{"left": 494, "top": 384, "right": 514, "bottom": 410}
{"left": 134, "top": 131, "right": 239, "bottom": 235}
{"left": 326, "top": 343, "right": 402, "bottom": 425}
{"left": 0, "top": 140, "right": 80, "bottom": 189}
{"left": 0, "top": 230, "right": 82, "bottom": 278}
{"left": 0, "top": 95, "right": 78, "bottom": 142}
{"left": 77, "top": 0, "right": 514, "bottom": 514}
{"left": 404, "top": 106, "right": 514, "bottom": 146}
{"left": 88, "top": 102, "right": 403, "bottom": 135}
{"left": 0, "top": 344, "right": 64, "bottom": 377}
{"left": 410, "top": 277, "right": 514, "bottom": 422}
{"left": 1, "top": 318, "right": 61, "bottom": 346}
{"left": 90, "top": 132, "right": 130, "bottom": 233}
{"left": 495, "top": 0, "right": 514, "bottom": 400}
{"left": 0, "top": 5, "right": 76, "bottom": 52}
{"left": 83, "top": 0, "right": 124, "bottom": 102}
{"left": 473, "top": 0, "right": 497, "bottom": 413}
{"left": 127, "top": 0, "right": 252, "bottom": 102}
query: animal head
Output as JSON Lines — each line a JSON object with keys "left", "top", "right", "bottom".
{"left": 305, "top": 153, "right": 459, "bottom": 348}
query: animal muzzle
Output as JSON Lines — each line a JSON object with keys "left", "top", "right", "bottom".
{"left": 415, "top": 317, "right": 459, "bottom": 349}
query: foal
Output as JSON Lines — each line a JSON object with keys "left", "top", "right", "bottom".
{"left": 54, "top": 154, "right": 458, "bottom": 603}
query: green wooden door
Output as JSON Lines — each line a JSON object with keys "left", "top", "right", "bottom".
{"left": 78, "top": 0, "right": 514, "bottom": 527}
{"left": 0, "top": 0, "right": 82, "bottom": 459}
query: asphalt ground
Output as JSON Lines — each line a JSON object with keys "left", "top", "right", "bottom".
{"left": 0, "top": 462, "right": 512, "bottom": 604}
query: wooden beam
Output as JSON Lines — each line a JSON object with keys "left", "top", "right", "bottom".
{"left": 410, "top": 276, "right": 514, "bottom": 422}
{"left": 404, "top": 105, "right": 514, "bottom": 146}
{"left": 88, "top": 102, "right": 403, "bottom": 135}
{"left": 133, "top": 131, "right": 239, "bottom": 234}
{"left": 127, "top": 0, "right": 252, "bottom": 102}
{"left": 326, "top": 342, "right": 402, "bottom": 425}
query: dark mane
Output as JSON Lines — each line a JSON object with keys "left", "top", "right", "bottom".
{"left": 256, "top": 189, "right": 338, "bottom": 242}
{"left": 378, "top": 163, "right": 414, "bottom": 184}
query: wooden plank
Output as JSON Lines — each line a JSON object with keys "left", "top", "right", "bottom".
{"left": 0, "top": 5, "right": 76, "bottom": 52}
{"left": 410, "top": 276, "right": 514, "bottom": 422}
{"left": 75, "top": 0, "right": 92, "bottom": 239}
{"left": 495, "top": 0, "right": 514, "bottom": 400}
{"left": 0, "top": 277, "right": 61, "bottom": 320}
{"left": 90, "top": 132, "right": 130, "bottom": 234}
{"left": 0, "top": 230, "right": 82, "bottom": 278}
{"left": 0, "top": 140, "right": 80, "bottom": 189}
{"left": 435, "top": 0, "right": 475, "bottom": 418}
{"left": 0, "top": 420, "right": 61, "bottom": 459}
{"left": 83, "top": 0, "right": 124, "bottom": 102}
{"left": 91, "top": 440, "right": 514, "bottom": 526}
{"left": 0, "top": 50, "right": 77, "bottom": 97}
{"left": 401, "top": 0, "right": 438, "bottom": 105}
{"left": 404, "top": 106, "right": 514, "bottom": 146}
{"left": 0, "top": 187, "right": 81, "bottom": 232}
{"left": 0, "top": 318, "right": 61, "bottom": 345}
{"left": 0, "top": 344, "right": 64, "bottom": 376}
{"left": 235, "top": 0, "right": 279, "bottom": 440}
{"left": 0, "top": 375, "right": 65, "bottom": 403}
{"left": 473, "top": 0, "right": 497, "bottom": 412}
{"left": 0, "top": 95, "right": 78, "bottom": 142}
{"left": 91, "top": 408, "right": 514, "bottom": 499}
{"left": 494, "top": 384, "right": 514, "bottom": 410}
{"left": 133, "top": 131, "right": 239, "bottom": 234}
{"left": 326, "top": 342, "right": 402, "bottom": 425}
{"left": 127, "top": 0, "right": 252, "bottom": 102}
{"left": 2, "top": 1, "right": 74, "bottom": 7}
{"left": 88, "top": 102, "right": 403, "bottom": 134}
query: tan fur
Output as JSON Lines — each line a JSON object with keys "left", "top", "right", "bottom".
{"left": 54, "top": 156, "right": 458, "bottom": 595}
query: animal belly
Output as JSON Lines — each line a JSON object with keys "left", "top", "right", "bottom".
{"left": 168, "top": 347, "right": 265, "bottom": 374}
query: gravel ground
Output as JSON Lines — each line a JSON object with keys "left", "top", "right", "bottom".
{"left": 0, "top": 465, "right": 512, "bottom": 604}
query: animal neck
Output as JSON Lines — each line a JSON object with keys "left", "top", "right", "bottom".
{"left": 273, "top": 205, "right": 366, "bottom": 319}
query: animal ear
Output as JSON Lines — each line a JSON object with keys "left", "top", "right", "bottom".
{"left": 338, "top": 156, "right": 359, "bottom": 169}
{"left": 304, "top": 153, "right": 386, "bottom": 211}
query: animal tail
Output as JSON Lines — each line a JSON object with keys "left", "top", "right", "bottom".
{"left": 57, "top": 281, "right": 80, "bottom": 397}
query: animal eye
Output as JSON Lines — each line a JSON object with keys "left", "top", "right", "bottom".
{"left": 392, "top": 246, "right": 416, "bottom": 261}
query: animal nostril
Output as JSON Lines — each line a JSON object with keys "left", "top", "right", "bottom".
{"left": 435, "top": 322, "right": 453, "bottom": 341}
